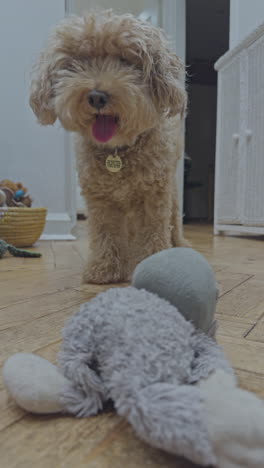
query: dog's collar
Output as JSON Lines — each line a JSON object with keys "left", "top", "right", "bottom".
{"left": 89, "top": 129, "right": 154, "bottom": 173}
{"left": 98, "top": 144, "right": 130, "bottom": 155}
{"left": 90, "top": 128, "right": 153, "bottom": 157}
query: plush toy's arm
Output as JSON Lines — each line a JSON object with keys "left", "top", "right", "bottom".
{"left": 198, "top": 369, "right": 264, "bottom": 468}
{"left": 3, "top": 353, "right": 68, "bottom": 414}
{"left": 3, "top": 353, "right": 106, "bottom": 418}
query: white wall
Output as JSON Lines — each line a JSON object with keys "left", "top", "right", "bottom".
{"left": 162, "top": 0, "right": 186, "bottom": 213}
{"left": 0, "top": 0, "right": 76, "bottom": 238}
{"left": 230, "top": 0, "right": 264, "bottom": 48}
{"left": 69, "top": 0, "right": 159, "bottom": 18}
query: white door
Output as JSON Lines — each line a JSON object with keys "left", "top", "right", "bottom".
{"left": 66, "top": 0, "right": 186, "bottom": 214}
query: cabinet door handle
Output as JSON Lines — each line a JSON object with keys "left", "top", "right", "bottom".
{"left": 232, "top": 133, "right": 239, "bottom": 142}
{"left": 245, "top": 129, "right": 253, "bottom": 139}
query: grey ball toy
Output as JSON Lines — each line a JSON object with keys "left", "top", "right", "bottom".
{"left": 133, "top": 248, "right": 218, "bottom": 336}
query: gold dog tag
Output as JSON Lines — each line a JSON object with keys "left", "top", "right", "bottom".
{"left": 106, "top": 154, "right": 122, "bottom": 173}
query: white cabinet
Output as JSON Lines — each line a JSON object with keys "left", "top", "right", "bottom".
{"left": 214, "top": 22, "right": 264, "bottom": 235}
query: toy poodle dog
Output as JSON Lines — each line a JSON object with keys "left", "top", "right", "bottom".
{"left": 29, "top": 11, "right": 189, "bottom": 283}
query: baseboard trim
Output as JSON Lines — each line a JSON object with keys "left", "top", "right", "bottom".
{"left": 41, "top": 212, "right": 76, "bottom": 240}
{"left": 214, "top": 224, "right": 264, "bottom": 236}
{"left": 40, "top": 234, "right": 76, "bottom": 241}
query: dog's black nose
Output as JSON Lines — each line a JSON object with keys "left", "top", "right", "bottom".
{"left": 88, "top": 90, "right": 109, "bottom": 110}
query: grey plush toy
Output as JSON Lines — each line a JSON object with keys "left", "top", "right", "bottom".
{"left": 3, "top": 248, "right": 264, "bottom": 468}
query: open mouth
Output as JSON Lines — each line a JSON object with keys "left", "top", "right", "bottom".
{"left": 92, "top": 114, "right": 119, "bottom": 143}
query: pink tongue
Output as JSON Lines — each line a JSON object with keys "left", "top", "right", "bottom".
{"left": 92, "top": 115, "right": 118, "bottom": 142}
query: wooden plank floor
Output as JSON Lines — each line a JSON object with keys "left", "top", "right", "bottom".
{"left": 1, "top": 222, "right": 264, "bottom": 468}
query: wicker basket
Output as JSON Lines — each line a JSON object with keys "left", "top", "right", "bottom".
{"left": 0, "top": 207, "right": 47, "bottom": 247}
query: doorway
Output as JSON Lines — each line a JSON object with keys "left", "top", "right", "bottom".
{"left": 184, "top": 0, "right": 230, "bottom": 222}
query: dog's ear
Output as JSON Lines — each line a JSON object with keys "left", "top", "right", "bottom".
{"left": 29, "top": 45, "right": 64, "bottom": 125}
{"left": 140, "top": 25, "right": 187, "bottom": 117}
{"left": 149, "top": 51, "right": 187, "bottom": 117}
{"left": 29, "top": 15, "right": 85, "bottom": 125}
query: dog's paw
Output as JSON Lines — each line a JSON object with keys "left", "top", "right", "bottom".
{"left": 82, "top": 259, "right": 128, "bottom": 284}
{"left": 178, "top": 238, "right": 192, "bottom": 248}
{"left": 171, "top": 236, "right": 191, "bottom": 248}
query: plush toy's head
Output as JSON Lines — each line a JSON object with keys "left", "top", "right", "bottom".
{"left": 29, "top": 11, "right": 186, "bottom": 148}
{"left": 133, "top": 247, "right": 218, "bottom": 335}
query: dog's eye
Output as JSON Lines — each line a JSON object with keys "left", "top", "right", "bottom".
{"left": 60, "top": 60, "right": 76, "bottom": 73}
{"left": 120, "top": 57, "right": 130, "bottom": 65}
{"left": 63, "top": 59, "right": 86, "bottom": 73}
{"left": 65, "top": 64, "right": 76, "bottom": 72}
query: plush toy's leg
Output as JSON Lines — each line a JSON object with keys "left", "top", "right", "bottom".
{"left": 198, "top": 369, "right": 264, "bottom": 468}
{"left": 3, "top": 353, "right": 69, "bottom": 414}
{"left": 58, "top": 304, "right": 108, "bottom": 416}
{"left": 115, "top": 382, "right": 216, "bottom": 467}
{"left": 61, "top": 372, "right": 105, "bottom": 418}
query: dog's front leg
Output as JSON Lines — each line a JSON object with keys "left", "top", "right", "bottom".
{"left": 137, "top": 192, "right": 173, "bottom": 261}
{"left": 83, "top": 202, "right": 129, "bottom": 284}
{"left": 171, "top": 185, "right": 191, "bottom": 247}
